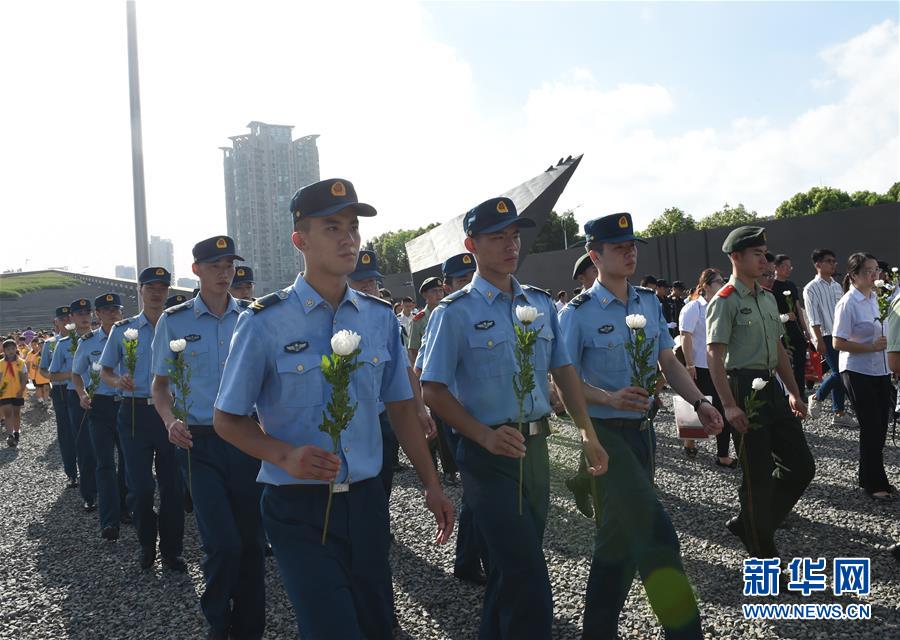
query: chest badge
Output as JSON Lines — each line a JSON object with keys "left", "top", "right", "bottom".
{"left": 184, "top": 334, "right": 202, "bottom": 342}
{"left": 598, "top": 324, "right": 614, "bottom": 334}
{"left": 474, "top": 320, "right": 495, "bottom": 330}
{"left": 91, "top": 350, "right": 102, "bottom": 356}
{"left": 739, "top": 308, "right": 752, "bottom": 315}
{"left": 284, "top": 341, "right": 309, "bottom": 353}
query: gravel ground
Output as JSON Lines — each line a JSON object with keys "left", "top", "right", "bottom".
{"left": 1, "top": 392, "right": 898, "bottom": 639}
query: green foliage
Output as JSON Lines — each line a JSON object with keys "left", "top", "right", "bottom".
{"left": 363, "top": 223, "right": 440, "bottom": 275}
{"left": 850, "top": 190, "right": 894, "bottom": 207}
{"left": 887, "top": 182, "right": 900, "bottom": 202}
{"left": 531, "top": 209, "right": 584, "bottom": 253}
{"left": 697, "top": 203, "right": 758, "bottom": 230}
{"left": 624, "top": 326, "right": 658, "bottom": 396}
{"left": 642, "top": 207, "right": 696, "bottom": 238}
{"left": 775, "top": 186, "right": 854, "bottom": 218}
{"left": 0, "top": 272, "right": 79, "bottom": 300}
{"left": 513, "top": 317, "right": 540, "bottom": 515}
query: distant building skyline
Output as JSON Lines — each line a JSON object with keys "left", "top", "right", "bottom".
{"left": 149, "top": 235, "right": 175, "bottom": 278}
{"left": 221, "top": 122, "right": 320, "bottom": 294}
{"left": 115, "top": 265, "right": 136, "bottom": 280}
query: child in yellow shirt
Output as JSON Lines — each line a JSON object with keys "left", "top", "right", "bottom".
{"left": 1, "top": 338, "right": 28, "bottom": 447}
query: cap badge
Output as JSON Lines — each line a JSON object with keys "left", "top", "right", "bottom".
{"left": 496, "top": 200, "right": 509, "bottom": 214}
{"left": 155, "top": 268, "right": 165, "bottom": 276}
{"left": 331, "top": 181, "right": 347, "bottom": 197}
{"left": 618, "top": 216, "right": 629, "bottom": 229}
{"left": 361, "top": 253, "right": 371, "bottom": 265}
{"left": 462, "top": 255, "right": 472, "bottom": 264}
{"left": 105, "top": 295, "right": 113, "bottom": 302}
{"left": 237, "top": 269, "right": 245, "bottom": 276}
{"left": 216, "top": 238, "right": 227, "bottom": 249}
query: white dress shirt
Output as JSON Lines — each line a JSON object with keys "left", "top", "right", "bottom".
{"left": 832, "top": 285, "right": 888, "bottom": 376}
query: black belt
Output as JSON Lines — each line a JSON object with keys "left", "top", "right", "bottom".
{"left": 593, "top": 417, "right": 647, "bottom": 429}
{"left": 122, "top": 396, "right": 154, "bottom": 405}
{"left": 268, "top": 476, "right": 377, "bottom": 495}
{"left": 488, "top": 416, "right": 550, "bottom": 437}
{"left": 727, "top": 369, "right": 775, "bottom": 380}
{"left": 188, "top": 425, "right": 216, "bottom": 436}
{"left": 93, "top": 393, "right": 120, "bottom": 402}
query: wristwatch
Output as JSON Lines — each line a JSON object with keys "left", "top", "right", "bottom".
{"left": 692, "top": 397, "right": 712, "bottom": 412}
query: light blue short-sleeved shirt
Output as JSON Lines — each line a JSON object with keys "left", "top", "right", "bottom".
{"left": 73, "top": 327, "right": 118, "bottom": 396}
{"left": 40, "top": 336, "right": 60, "bottom": 382}
{"left": 215, "top": 275, "right": 413, "bottom": 486}
{"left": 420, "top": 273, "right": 570, "bottom": 426}
{"left": 558, "top": 280, "right": 674, "bottom": 420}
{"left": 48, "top": 335, "right": 76, "bottom": 388}
{"left": 99, "top": 312, "right": 157, "bottom": 398}
{"left": 152, "top": 295, "right": 246, "bottom": 426}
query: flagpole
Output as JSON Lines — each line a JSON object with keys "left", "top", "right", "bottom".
{"left": 126, "top": 0, "right": 149, "bottom": 307}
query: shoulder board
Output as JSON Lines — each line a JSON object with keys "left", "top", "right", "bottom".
{"left": 522, "top": 284, "right": 551, "bottom": 297}
{"left": 412, "top": 310, "right": 426, "bottom": 321}
{"left": 81, "top": 329, "right": 97, "bottom": 340}
{"left": 249, "top": 291, "right": 285, "bottom": 313}
{"left": 634, "top": 286, "right": 655, "bottom": 294}
{"left": 113, "top": 319, "right": 130, "bottom": 327}
{"left": 236, "top": 298, "right": 252, "bottom": 309}
{"left": 57, "top": 335, "right": 70, "bottom": 342}
{"left": 717, "top": 284, "right": 736, "bottom": 298}
{"left": 357, "top": 291, "right": 392, "bottom": 307}
{"left": 439, "top": 289, "right": 469, "bottom": 305}
{"left": 570, "top": 292, "right": 592, "bottom": 309}
{"left": 164, "top": 299, "right": 193, "bottom": 316}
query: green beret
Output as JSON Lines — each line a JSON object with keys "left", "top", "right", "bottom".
{"left": 722, "top": 226, "right": 767, "bottom": 253}
{"left": 418, "top": 276, "right": 443, "bottom": 294}
{"left": 572, "top": 253, "right": 593, "bottom": 280}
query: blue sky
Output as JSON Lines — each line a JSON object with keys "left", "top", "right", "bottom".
{"left": 425, "top": 2, "right": 897, "bottom": 133}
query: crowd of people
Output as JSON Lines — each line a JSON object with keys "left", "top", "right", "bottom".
{"left": 1, "top": 176, "right": 899, "bottom": 640}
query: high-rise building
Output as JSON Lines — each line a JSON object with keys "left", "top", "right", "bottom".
{"left": 176, "top": 277, "right": 199, "bottom": 290}
{"left": 149, "top": 236, "right": 175, "bottom": 278}
{"left": 221, "top": 122, "right": 320, "bottom": 294}
{"left": 115, "top": 265, "right": 136, "bottom": 280}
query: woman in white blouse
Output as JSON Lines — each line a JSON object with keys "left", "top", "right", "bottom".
{"left": 679, "top": 268, "right": 734, "bottom": 467}
{"left": 833, "top": 253, "right": 892, "bottom": 500}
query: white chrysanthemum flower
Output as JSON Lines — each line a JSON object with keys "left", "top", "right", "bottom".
{"left": 779, "top": 314, "right": 790, "bottom": 323}
{"left": 123, "top": 328, "right": 139, "bottom": 341}
{"left": 874, "top": 279, "right": 885, "bottom": 288}
{"left": 751, "top": 378, "right": 767, "bottom": 391}
{"left": 170, "top": 339, "right": 187, "bottom": 353}
{"left": 515, "top": 306, "right": 542, "bottom": 325}
{"left": 65, "top": 323, "right": 76, "bottom": 332}
{"left": 331, "top": 330, "right": 362, "bottom": 356}
{"left": 91, "top": 362, "right": 102, "bottom": 372}
{"left": 625, "top": 314, "right": 647, "bottom": 330}
{"left": 782, "top": 290, "right": 791, "bottom": 297}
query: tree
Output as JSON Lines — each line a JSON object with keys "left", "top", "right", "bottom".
{"left": 697, "top": 203, "right": 759, "bottom": 230}
{"left": 774, "top": 186, "right": 854, "bottom": 218}
{"left": 851, "top": 190, "right": 894, "bottom": 207}
{"left": 642, "top": 207, "right": 696, "bottom": 238}
{"left": 530, "top": 209, "right": 583, "bottom": 253}
{"left": 886, "top": 181, "right": 900, "bottom": 202}
{"left": 363, "top": 223, "right": 440, "bottom": 274}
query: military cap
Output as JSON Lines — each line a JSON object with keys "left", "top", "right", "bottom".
{"left": 572, "top": 253, "right": 593, "bottom": 280}
{"left": 418, "top": 276, "right": 443, "bottom": 294}
{"left": 463, "top": 197, "right": 535, "bottom": 237}
{"left": 442, "top": 253, "right": 476, "bottom": 279}
{"left": 672, "top": 281, "right": 686, "bottom": 290}
{"left": 54, "top": 306, "right": 71, "bottom": 319}
{"left": 289, "top": 178, "right": 376, "bottom": 222}
{"left": 139, "top": 267, "right": 172, "bottom": 286}
{"left": 165, "top": 294, "right": 188, "bottom": 308}
{"left": 192, "top": 235, "right": 244, "bottom": 263}
{"left": 70, "top": 298, "right": 92, "bottom": 313}
{"left": 349, "top": 250, "right": 383, "bottom": 282}
{"left": 584, "top": 212, "right": 646, "bottom": 245}
{"left": 95, "top": 293, "right": 123, "bottom": 309}
{"left": 232, "top": 266, "right": 254, "bottom": 285}
{"left": 656, "top": 279, "right": 670, "bottom": 288}
{"left": 722, "top": 226, "right": 767, "bottom": 253}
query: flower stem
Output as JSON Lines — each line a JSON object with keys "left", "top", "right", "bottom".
{"left": 518, "top": 419, "right": 524, "bottom": 517}
{"left": 321, "top": 482, "right": 334, "bottom": 545}
{"left": 131, "top": 397, "right": 135, "bottom": 438}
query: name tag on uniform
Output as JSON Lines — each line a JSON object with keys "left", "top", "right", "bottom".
{"left": 332, "top": 482, "right": 349, "bottom": 493}
{"left": 184, "top": 334, "right": 202, "bottom": 342}
{"left": 739, "top": 308, "right": 752, "bottom": 315}
{"left": 474, "top": 320, "right": 495, "bottom": 330}
{"left": 284, "top": 341, "right": 309, "bottom": 353}
{"left": 91, "top": 350, "right": 101, "bottom": 356}
{"left": 598, "top": 324, "right": 614, "bottom": 334}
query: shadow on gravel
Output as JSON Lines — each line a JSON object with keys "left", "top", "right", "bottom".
{"left": 0, "top": 446, "right": 19, "bottom": 469}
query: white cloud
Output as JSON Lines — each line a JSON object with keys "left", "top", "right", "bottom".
{"left": 0, "top": 4, "right": 895, "bottom": 278}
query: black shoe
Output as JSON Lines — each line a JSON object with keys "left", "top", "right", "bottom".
{"left": 161, "top": 555, "right": 188, "bottom": 573}
{"left": 66, "top": 477, "right": 79, "bottom": 489}
{"left": 889, "top": 542, "right": 900, "bottom": 562}
{"left": 120, "top": 511, "right": 133, "bottom": 525}
{"left": 83, "top": 501, "right": 96, "bottom": 512}
{"left": 453, "top": 568, "right": 488, "bottom": 586}
{"left": 13, "top": 431, "right": 19, "bottom": 442}
{"left": 715, "top": 458, "right": 738, "bottom": 469}
{"left": 683, "top": 446, "right": 699, "bottom": 458}
{"left": 101, "top": 527, "right": 119, "bottom": 542}
{"left": 565, "top": 477, "right": 594, "bottom": 519}
{"left": 868, "top": 491, "right": 894, "bottom": 502}
{"left": 726, "top": 516, "right": 750, "bottom": 552}
{"left": 264, "top": 543, "right": 274, "bottom": 558}
{"left": 6, "top": 434, "right": 15, "bottom": 448}
{"left": 183, "top": 491, "right": 193, "bottom": 514}
{"left": 139, "top": 544, "right": 156, "bottom": 570}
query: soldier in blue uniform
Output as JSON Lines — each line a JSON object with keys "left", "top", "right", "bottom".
{"left": 557, "top": 213, "right": 723, "bottom": 640}
{"left": 229, "top": 266, "right": 255, "bottom": 301}
{"left": 420, "top": 196, "right": 609, "bottom": 640}
{"left": 213, "top": 178, "right": 455, "bottom": 640}
{"left": 48, "top": 297, "right": 98, "bottom": 511}
{"left": 99, "top": 267, "right": 186, "bottom": 572}
{"left": 151, "top": 236, "right": 265, "bottom": 640}
{"left": 40, "top": 305, "right": 78, "bottom": 488}
{"left": 72, "top": 293, "right": 130, "bottom": 539}
{"left": 415, "top": 252, "right": 488, "bottom": 585}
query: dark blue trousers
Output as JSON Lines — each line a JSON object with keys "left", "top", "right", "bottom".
{"left": 50, "top": 385, "right": 77, "bottom": 481}
{"left": 456, "top": 431, "right": 551, "bottom": 640}
{"left": 176, "top": 432, "right": 265, "bottom": 639}
{"left": 815, "top": 335, "right": 846, "bottom": 413}
{"left": 377, "top": 411, "right": 398, "bottom": 500}
{"left": 66, "top": 389, "right": 97, "bottom": 504}
{"left": 446, "top": 429, "right": 488, "bottom": 576}
{"left": 262, "top": 478, "right": 392, "bottom": 640}
{"left": 88, "top": 394, "right": 129, "bottom": 530}
{"left": 583, "top": 420, "right": 701, "bottom": 640}
{"left": 117, "top": 401, "right": 184, "bottom": 558}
